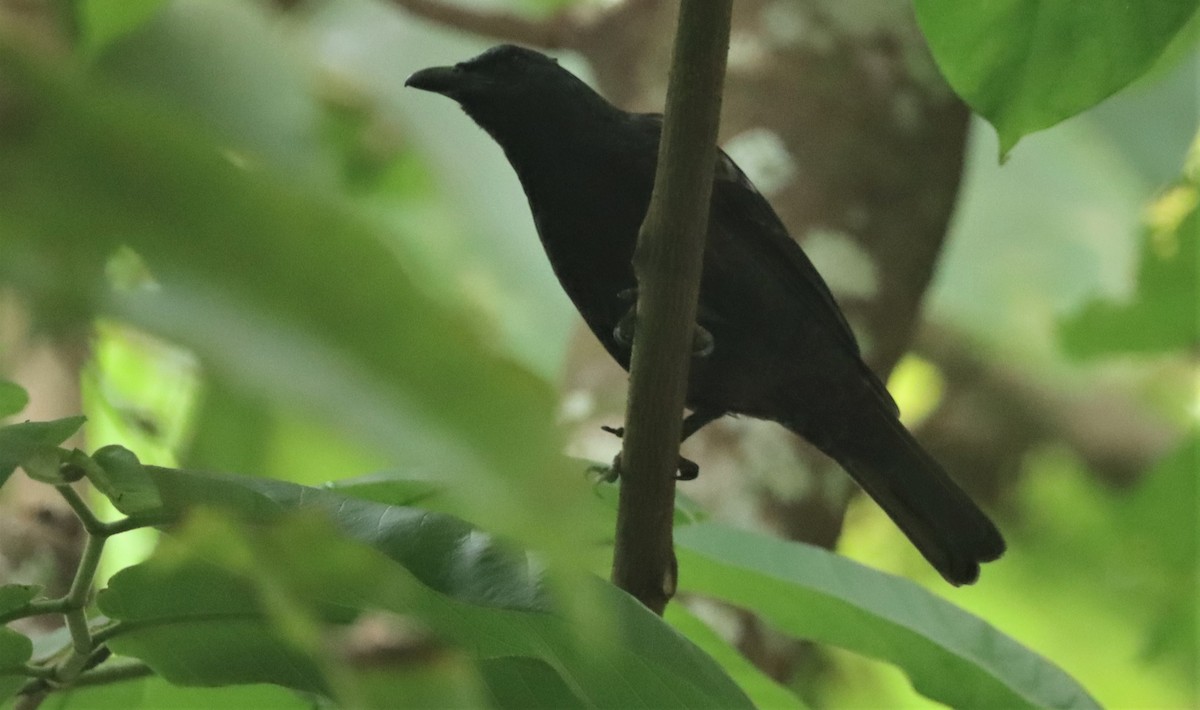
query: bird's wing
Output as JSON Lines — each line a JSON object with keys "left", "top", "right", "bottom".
{"left": 709, "top": 148, "right": 900, "bottom": 415}
{"left": 708, "top": 148, "right": 864, "bottom": 360}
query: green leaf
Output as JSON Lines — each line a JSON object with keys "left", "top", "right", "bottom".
{"left": 0, "top": 48, "right": 593, "bottom": 565}
{"left": 97, "top": 469, "right": 752, "bottom": 708}
{"left": 478, "top": 657, "right": 586, "bottom": 709}
{"left": 1060, "top": 150, "right": 1199, "bottom": 357}
{"left": 0, "top": 416, "right": 86, "bottom": 487}
{"left": 0, "top": 626, "right": 33, "bottom": 703}
{"left": 0, "top": 381, "right": 27, "bottom": 419}
{"left": 914, "top": 1, "right": 1199, "bottom": 156}
{"left": 78, "top": 0, "right": 168, "bottom": 54}
{"left": 44, "top": 676, "right": 310, "bottom": 710}
{"left": 88, "top": 445, "right": 162, "bottom": 516}
{"left": 675, "top": 522, "right": 1100, "bottom": 709}
{"left": 665, "top": 604, "right": 808, "bottom": 710}
{"left": 0, "top": 585, "right": 40, "bottom": 620}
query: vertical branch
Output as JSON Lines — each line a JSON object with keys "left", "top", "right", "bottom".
{"left": 610, "top": 0, "right": 733, "bottom": 614}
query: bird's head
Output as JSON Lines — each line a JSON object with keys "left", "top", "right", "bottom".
{"left": 405, "top": 44, "right": 566, "bottom": 103}
{"left": 405, "top": 45, "right": 618, "bottom": 143}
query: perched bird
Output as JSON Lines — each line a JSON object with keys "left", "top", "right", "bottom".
{"left": 406, "top": 45, "right": 1004, "bottom": 585}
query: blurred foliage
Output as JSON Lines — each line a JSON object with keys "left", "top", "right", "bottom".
{"left": 915, "top": 0, "right": 1199, "bottom": 156}
{"left": 0, "top": 0, "right": 1195, "bottom": 708}
{"left": 1060, "top": 137, "right": 1199, "bottom": 358}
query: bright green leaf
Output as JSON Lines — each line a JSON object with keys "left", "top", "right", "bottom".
{"left": 0, "top": 381, "right": 27, "bottom": 419}
{"left": 89, "top": 445, "right": 162, "bottom": 516}
{"left": 0, "top": 416, "right": 86, "bottom": 488}
{"left": 0, "top": 49, "right": 593, "bottom": 566}
{"left": 914, "top": 1, "right": 1199, "bottom": 156}
{"left": 78, "top": 0, "right": 168, "bottom": 54}
{"left": 676, "top": 522, "right": 1100, "bottom": 709}
{"left": 44, "top": 676, "right": 310, "bottom": 710}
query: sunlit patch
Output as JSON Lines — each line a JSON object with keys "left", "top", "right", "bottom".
{"left": 802, "top": 228, "right": 879, "bottom": 299}
{"left": 727, "top": 31, "right": 771, "bottom": 71}
{"left": 558, "top": 389, "right": 595, "bottom": 423}
{"left": 220, "top": 148, "right": 254, "bottom": 170}
{"left": 1146, "top": 184, "right": 1197, "bottom": 259}
{"left": 886, "top": 354, "right": 946, "bottom": 428}
{"left": 722, "top": 127, "right": 797, "bottom": 196}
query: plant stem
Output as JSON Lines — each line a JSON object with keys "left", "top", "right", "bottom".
{"left": 610, "top": 0, "right": 733, "bottom": 614}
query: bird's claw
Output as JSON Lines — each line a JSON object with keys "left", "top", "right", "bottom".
{"left": 596, "top": 425, "right": 700, "bottom": 480}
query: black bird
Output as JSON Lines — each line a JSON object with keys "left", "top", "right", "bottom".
{"left": 406, "top": 45, "right": 1004, "bottom": 585}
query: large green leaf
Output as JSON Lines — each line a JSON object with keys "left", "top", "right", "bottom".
{"left": 44, "top": 677, "right": 308, "bottom": 710}
{"left": 95, "top": 468, "right": 752, "bottom": 708}
{"left": 665, "top": 604, "right": 807, "bottom": 710}
{"left": 78, "top": 0, "right": 168, "bottom": 54}
{"left": 914, "top": 0, "right": 1199, "bottom": 156}
{"left": 0, "top": 49, "right": 594, "bottom": 563}
{"left": 0, "top": 416, "right": 86, "bottom": 488}
{"left": 675, "top": 523, "right": 1100, "bottom": 709}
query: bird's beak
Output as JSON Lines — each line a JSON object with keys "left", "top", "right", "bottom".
{"left": 404, "top": 65, "right": 461, "bottom": 95}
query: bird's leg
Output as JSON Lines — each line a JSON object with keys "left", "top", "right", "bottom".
{"left": 598, "top": 408, "right": 723, "bottom": 481}
{"left": 612, "top": 287, "right": 714, "bottom": 357}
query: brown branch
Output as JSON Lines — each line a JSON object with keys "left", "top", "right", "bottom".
{"left": 610, "top": 0, "right": 733, "bottom": 615}
{"left": 386, "top": 0, "right": 583, "bottom": 50}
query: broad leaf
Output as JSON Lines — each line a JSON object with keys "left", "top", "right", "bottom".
{"left": 675, "top": 522, "right": 1100, "bottom": 709}
{"left": 914, "top": 1, "right": 1199, "bottom": 156}
{"left": 0, "top": 50, "right": 594, "bottom": 565}
{"left": 88, "top": 445, "right": 163, "bottom": 516}
{"left": 665, "top": 603, "right": 807, "bottom": 710}
{"left": 0, "top": 416, "right": 86, "bottom": 487}
{"left": 96, "top": 469, "right": 752, "bottom": 708}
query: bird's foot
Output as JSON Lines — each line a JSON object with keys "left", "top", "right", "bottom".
{"left": 598, "top": 425, "right": 699, "bottom": 480}
{"left": 611, "top": 290, "right": 714, "bottom": 358}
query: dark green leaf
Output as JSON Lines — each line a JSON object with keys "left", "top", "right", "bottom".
{"left": 675, "top": 522, "right": 1100, "bottom": 709}
{"left": 0, "top": 416, "right": 86, "bottom": 487}
{"left": 0, "top": 381, "right": 27, "bottom": 419}
{"left": 98, "top": 470, "right": 752, "bottom": 708}
{"left": 914, "top": 1, "right": 1199, "bottom": 156}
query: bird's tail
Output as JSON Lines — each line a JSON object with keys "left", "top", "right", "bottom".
{"left": 795, "top": 397, "right": 1005, "bottom": 585}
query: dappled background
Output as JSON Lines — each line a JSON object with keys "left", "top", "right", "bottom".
{"left": 0, "top": 0, "right": 1196, "bottom": 707}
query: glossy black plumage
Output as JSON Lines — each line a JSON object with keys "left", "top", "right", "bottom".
{"left": 406, "top": 45, "right": 1004, "bottom": 584}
